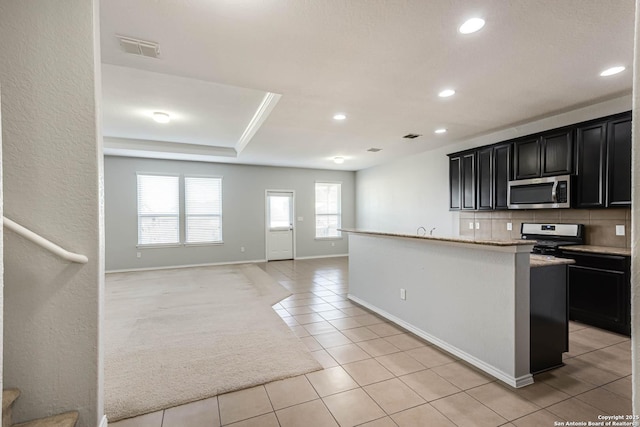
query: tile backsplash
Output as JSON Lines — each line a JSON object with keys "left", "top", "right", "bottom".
{"left": 459, "top": 208, "right": 631, "bottom": 248}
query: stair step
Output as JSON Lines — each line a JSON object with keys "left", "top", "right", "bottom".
{"left": 3, "top": 389, "right": 21, "bottom": 427}
{"left": 12, "top": 412, "right": 78, "bottom": 427}
{"left": 2, "top": 389, "right": 21, "bottom": 412}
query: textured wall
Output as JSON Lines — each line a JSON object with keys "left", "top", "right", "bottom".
{"left": 0, "top": 1, "right": 103, "bottom": 426}
{"left": 632, "top": 0, "right": 639, "bottom": 416}
{"left": 104, "top": 156, "right": 355, "bottom": 271}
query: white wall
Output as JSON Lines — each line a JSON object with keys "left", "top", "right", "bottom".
{"left": 0, "top": 1, "right": 104, "bottom": 426}
{"left": 355, "top": 95, "right": 632, "bottom": 236}
{"left": 104, "top": 156, "right": 355, "bottom": 271}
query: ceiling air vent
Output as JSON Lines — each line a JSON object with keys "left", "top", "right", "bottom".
{"left": 403, "top": 133, "right": 422, "bottom": 139}
{"left": 367, "top": 148, "right": 382, "bottom": 152}
{"left": 117, "top": 35, "right": 160, "bottom": 58}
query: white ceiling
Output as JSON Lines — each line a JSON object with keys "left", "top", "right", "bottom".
{"left": 100, "top": 0, "right": 635, "bottom": 171}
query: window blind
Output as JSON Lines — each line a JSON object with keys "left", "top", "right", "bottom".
{"left": 185, "top": 176, "right": 222, "bottom": 243}
{"left": 137, "top": 174, "right": 180, "bottom": 245}
{"left": 315, "top": 182, "right": 342, "bottom": 238}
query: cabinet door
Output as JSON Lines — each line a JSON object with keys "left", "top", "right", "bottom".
{"left": 476, "top": 148, "right": 493, "bottom": 210}
{"left": 461, "top": 153, "right": 476, "bottom": 210}
{"left": 493, "top": 144, "right": 511, "bottom": 210}
{"left": 575, "top": 122, "right": 607, "bottom": 208}
{"left": 449, "top": 156, "right": 461, "bottom": 210}
{"left": 513, "top": 137, "right": 540, "bottom": 180}
{"left": 568, "top": 265, "right": 629, "bottom": 335}
{"left": 541, "top": 129, "right": 573, "bottom": 176}
{"left": 607, "top": 116, "right": 632, "bottom": 207}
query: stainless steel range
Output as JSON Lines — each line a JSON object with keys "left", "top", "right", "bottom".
{"left": 520, "top": 223, "right": 585, "bottom": 255}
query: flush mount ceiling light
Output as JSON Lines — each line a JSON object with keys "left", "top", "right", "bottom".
{"left": 438, "top": 89, "right": 456, "bottom": 98}
{"left": 152, "top": 112, "right": 171, "bottom": 123}
{"left": 333, "top": 113, "right": 347, "bottom": 120}
{"left": 435, "top": 128, "right": 447, "bottom": 134}
{"left": 459, "top": 17, "right": 485, "bottom": 34}
{"left": 600, "top": 66, "right": 626, "bottom": 77}
{"left": 334, "top": 156, "right": 345, "bottom": 164}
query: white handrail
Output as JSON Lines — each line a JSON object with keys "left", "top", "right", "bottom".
{"left": 3, "top": 216, "right": 88, "bottom": 264}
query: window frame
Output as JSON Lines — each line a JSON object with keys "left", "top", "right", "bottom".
{"left": 184, "top": 175, "right": 224, "bottom": 245}
{"left": 314, "top": 181, "right": 343, "bottom": 240}
{"left": 136, "top": 172, "right": 181, "bottom": 248}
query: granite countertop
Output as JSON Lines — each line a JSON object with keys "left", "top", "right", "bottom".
{"left": 339, "top": 228, "right": 534, "bottom": 247}
{"left": 530, "top": 254, "right": 576, "bottom": 268}
{"left": 558, "top": 245, "right": 631, "bottom": 257}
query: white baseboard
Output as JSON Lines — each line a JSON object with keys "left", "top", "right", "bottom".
{"left": 294, "top": 254, "right": 348, "bottom": 260}
{"left": 100, "top": 415, "right": 108, "bottom": 427}
{"left": 348, "top": 295, "right": 534, "bottom": 389}
{"left": 106, "top": 259, "right": 267, "bottom": 274}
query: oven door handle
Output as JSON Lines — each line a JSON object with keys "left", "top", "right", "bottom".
{"left": 551, "top": 181, "right": 558, "bottom": 203}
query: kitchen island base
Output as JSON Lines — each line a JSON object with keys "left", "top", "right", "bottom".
{"left": 345, "top": 230, "right": 535, "bottom": 388}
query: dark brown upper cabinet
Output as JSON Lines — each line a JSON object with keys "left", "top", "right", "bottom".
{"left": 493, "top": 143, "right": 511, "bottom": 210}
{"left": 513, "top": 129, "right": 572, "bottom": 180}
{"left": 449, "top": 156, "right": 461, "bottom": 210}
{"left": 575, "top": 112, "right": 631, "bottom": 209}
{"left": 541, "top": 129, "right": 573, "bottom": 176}
{"left": 448, "top": 151, "right": 476, "bottom": 211}
{"left": 606, "top": 116, "right": 632, "bottom": 207}
{"left": 476, "top": 147, "right": 493, "bottom": 210}
{"left": 513, "top": 137, "right": 540, "bottom": 180}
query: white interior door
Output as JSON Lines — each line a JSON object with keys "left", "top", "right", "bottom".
{"left": 266, "top": 191, "right": 294, "bottom": 261}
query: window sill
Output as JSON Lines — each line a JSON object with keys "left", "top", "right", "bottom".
{"left": 136, "top": 244, "right": 182, "bottom": 249}
{"left": 314, "top": 237, "right": 343, "bottom": 241}
{"left": 184, "top": 242, "right": 224, "bottom": 247}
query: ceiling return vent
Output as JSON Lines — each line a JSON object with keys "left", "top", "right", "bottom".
{"left": 367, "top": 148, "right": 382, "bottom": 152}
{"left": 403, "top": 133, "right": 422, "bottom": 139}
{"left": 117, "top": 35, "right": 160, "bottom": 58}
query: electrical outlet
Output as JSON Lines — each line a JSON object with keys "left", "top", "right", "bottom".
{"left": 475, "top": 222, "right": 480, "bottom": 230}
{"left": 298, "top": 216, "right": 303, "bottom": 221}
{"left": 400, "top": 288, "right": 406, "bottom": 300}
{"left": 241, "top": 246, "right": 245, "bottom": 252}
{"left": 331, "top": 242, "right": 335, "bottom": 247}
{"left": 469, "top": 222, "right": 474, "bottom": 229}
{"left": 507, "top": 222, "right": 513, "bottom": 231}
{"left": 136, "top": 252, "right": 141, "bottom": 258}
{"left": 616, "top": 225, "right": 625, "bottom": 236}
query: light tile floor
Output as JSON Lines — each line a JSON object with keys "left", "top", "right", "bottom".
{"left": 111, "top": 257, "right": 632, "bottom": 427}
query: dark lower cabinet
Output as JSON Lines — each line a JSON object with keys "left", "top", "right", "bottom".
{"left": 530, "top": 264, "right": 568, "bottom": 374}
{"left": 562, "top": 251, "right": 630, "bottom": 336}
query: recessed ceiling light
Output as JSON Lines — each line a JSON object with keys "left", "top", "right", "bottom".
{"left": 334, "top": 157, "right": 345, "bottom": 164}
{"left": 459, "top": 18, "right": 485, "bottom": 34}
{"left": 438, "top": 89, "right": 456, "bottom": 98}
{"left": 333, "top": 113, "right": 347, "bottom": 120}
{"left": 152, "top": 112, "right": 171, "bottom": 123}
{"left": 600, "top": 66, "right": 625, "bottom": 77}
{"left": 435, "top": 128, "right": 447, "bottom": 134}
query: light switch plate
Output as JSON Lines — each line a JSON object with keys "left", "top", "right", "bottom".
{"left": 297, "top": 216, "right": 303, "bottom": 221}
{"left": 507, "top": 222, "right": 513, "bottom": 231}
{"left": 475, "top": 222, "right": 480, "bottom": 229}
{"left": 469, "top": 222, "right": 474, "bottom": 229}
{"left": 616, "top": 225, "right": 625, "bottom": 236}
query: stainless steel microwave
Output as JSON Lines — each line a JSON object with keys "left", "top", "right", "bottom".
{"left": 507, "top": 174, "right": 571, "bottom": 209}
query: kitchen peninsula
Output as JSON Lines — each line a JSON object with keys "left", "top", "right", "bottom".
{"left": 342, "top": 229, "right": 542, "bottom": 388}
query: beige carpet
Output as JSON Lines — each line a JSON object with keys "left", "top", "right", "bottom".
{"left": 104, "top": 264, "right": 321, "bottom": 421}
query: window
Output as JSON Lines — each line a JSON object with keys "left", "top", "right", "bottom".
{"left": 315, "top": 182, "right": 341, "bottom": 238}
{"left": 137, "top": 174, "right": 180, "bottom": 245}
{"left": 185, "top": 176, "right": 223, "bottom": 244}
